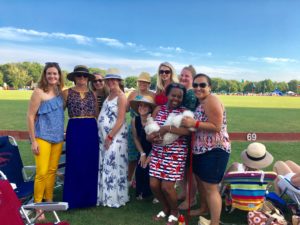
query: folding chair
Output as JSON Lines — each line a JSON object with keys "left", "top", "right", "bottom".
{"left": 0, "top": 135, "right": 35, "bottom": 203}
{"left": 223, "top": 171, "right": 277, "bottom": 211}
{"left": 0, "top": 170, "right": 69, "bottom": 225}
{"left": 278, "top": 174, "right": 300, "bottom": 210}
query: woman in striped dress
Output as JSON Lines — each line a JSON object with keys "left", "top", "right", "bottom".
{"left": 148, "top": 83, "right": 190, "bottom": 225}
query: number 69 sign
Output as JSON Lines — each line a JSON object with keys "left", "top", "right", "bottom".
{"left": 247, "top": 133, "right": 257, "bottom": 141}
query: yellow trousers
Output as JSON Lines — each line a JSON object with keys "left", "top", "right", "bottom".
{"left": 34, "top": 138, "right": 63, "bottom": 203}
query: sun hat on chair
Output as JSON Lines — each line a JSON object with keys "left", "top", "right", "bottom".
{"left": 67, "top": 65, "right": 94, "bottom": 81}
{"left": 104, "top": 68, "right": 123, "bottom": 80}
{"left": 241, "top": 142, "right": 273, "bottom": 169}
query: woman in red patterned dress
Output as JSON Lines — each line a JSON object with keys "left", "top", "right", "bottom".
{"left": 147, "top": 83, "right": 190, "bottom": 225}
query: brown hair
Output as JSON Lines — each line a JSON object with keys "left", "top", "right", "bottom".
{"left": 38, "top": 62, "right": 64, "bottom": 93}
{"left": 182, "top": 65, "right": 197, "bottom": 78}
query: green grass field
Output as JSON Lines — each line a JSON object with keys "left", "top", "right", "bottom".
{"left": 1, "top": 90, "right": 300, "bottom": 225}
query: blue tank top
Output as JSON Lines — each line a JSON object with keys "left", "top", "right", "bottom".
{"left": 35, "top": 95, "right": 64, "bottom": 143}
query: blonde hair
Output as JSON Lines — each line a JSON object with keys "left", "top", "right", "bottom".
{"left": 156, "top": 62, "right": 178, "bottom": 92}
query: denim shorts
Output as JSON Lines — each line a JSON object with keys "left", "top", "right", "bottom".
{"left": 192, "top": 148, "right": 230, "bottom": 184}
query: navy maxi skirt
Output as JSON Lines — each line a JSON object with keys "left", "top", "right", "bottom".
{"left": 63, "top": 118, "right": 99, "bottom": 209}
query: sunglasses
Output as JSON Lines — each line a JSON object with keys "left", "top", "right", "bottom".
{"left": 93, "top": 79, "right": 103, "bottom": 83}
{"left": 159, "top": 70, "right": 171, "bottom": 75}
{"left": 192, "top": 82, "right": 208, "bottom": 88}
{"left": 76, "top": 74, "right": 88, "bottom": 78}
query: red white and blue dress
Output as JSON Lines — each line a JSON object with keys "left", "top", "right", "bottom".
{"left": 149, "top": 105, "right": 188, "bottom": 181}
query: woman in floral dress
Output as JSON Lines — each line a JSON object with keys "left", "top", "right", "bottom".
{"left": 97, "top": 69, "right": 129, "bottom": 208}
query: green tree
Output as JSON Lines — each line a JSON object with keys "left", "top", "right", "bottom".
{"left": 0, "top": 71, "right": 3, "bottom": 86}
{"left": 21, "top": 62, "right": 43, "bottom": 83}
{"left": 288, "top": 80, "right": 300, "bottom": 93}
{"left": 88, "top": 67, "right": 106, "bottom": 75}
{"left": 125, "top": 76, "right": 137, "bottom": 88}
{"left": 150, "top": 74, "right": 157, "bottom": 91}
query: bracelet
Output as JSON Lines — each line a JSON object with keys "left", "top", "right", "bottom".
{"left": 107, "top": 134, "right": 113, "bottom": 141}
{"left": 195, "top": 120, "right": 201, "bottom": 129}
{"left": 141, "top": 152, "right": 146, "bottom": 156}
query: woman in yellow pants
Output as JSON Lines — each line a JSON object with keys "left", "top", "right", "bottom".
{"left": 27, "top": 62, "right": 65, "bottom": 221}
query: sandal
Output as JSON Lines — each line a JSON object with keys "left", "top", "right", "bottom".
{"left": 166, "top": 214, "right": 178, "bottom": 225}
{"left": 153, "top": 211, "right": 167, "bottom": 221}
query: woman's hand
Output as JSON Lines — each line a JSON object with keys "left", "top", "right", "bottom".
{"left": 147, "top": 132, "right": 163, "bottom": 144}
{"left": 181, "top": 116, "right": 196, "bottom": 128}
{"left": 139, "top": 154, "right": 146, "bottom": 166}
{"left": 31, "top": 140, "right": 40, "bottom": 155}
{"left": 104, "top": 136, "right": 113, "bottom": 150}
{"left": 141, "top": 156, "right": 151, "bottom": 168}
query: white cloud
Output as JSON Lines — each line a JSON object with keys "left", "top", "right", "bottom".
{"left": 0, "top": 27, "right": 91, "bottom": 44}
{"left": 248, "top": 56, "right": 298, "bottom": 64}
{"left": 96, "top": 37, "right": 125, "bottom": 48}
{"left": 159, "top": 46, "right": 184, "bottom": 53}
{"left": 262, "top": 57, "right": 297, "bottom": 63}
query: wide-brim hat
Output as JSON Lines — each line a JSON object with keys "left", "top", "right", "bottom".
{"left": 67, "top": 65, "right": 95, "bottom": 81}
{"left": 104, "top": 68, "right": 123, "bottom": 80}
{"left": 241, "top": 142, "right": 273, "bottom": 169}
{"left": 137, "top": 72, "right": 151, "bottom": 83}
{"left": 130, "top": 95, "right": 156, "bottom": 114}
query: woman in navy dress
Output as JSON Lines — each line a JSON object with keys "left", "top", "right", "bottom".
{"left": 62, "top": 65, "right": 99, "bottom": 209}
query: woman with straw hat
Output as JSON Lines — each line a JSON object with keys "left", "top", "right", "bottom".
{"left": 97, "top": 68, "right": 129, "bottom": 208}
{"left": 126, "top": 72, "right": 155, "bottom": 187}
{"left": 130, "top": 95, "right": 156, "bottom": 200}
{"left": 62, "top": 65, "right": 99, "bottom": 209}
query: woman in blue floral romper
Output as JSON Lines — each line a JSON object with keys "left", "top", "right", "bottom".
{"left": 97, "top": 70, "right": 129, "bottom": 208}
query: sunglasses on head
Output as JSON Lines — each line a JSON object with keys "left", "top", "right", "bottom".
{"left": 93, "top": 79, "right": 103, "bottom": 83}
{"left": 76, "top": 73, "right": 88, "bottom": 78}
{"left": 192, "top": 82, "right": 208, "bottom": 88}
{"left": 159, "top": 70, "right": 171, "bottom": 75}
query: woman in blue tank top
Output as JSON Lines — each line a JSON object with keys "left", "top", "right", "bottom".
{"left": 27, "top": 62, "right": 65, "bottom": 221}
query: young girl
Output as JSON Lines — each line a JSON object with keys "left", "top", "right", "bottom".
{"left": 130, "top": 95, "right": 156, "bottom": 200}
{"left": 147, "top": 83, "right": 190, "bottom": 225}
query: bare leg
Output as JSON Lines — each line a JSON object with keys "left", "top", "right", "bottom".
{"left": 202, "top": 181, "right": 222, "bottom": 225}
{"left": 178, "top": 172, "right": 197, "bottom": 210}
{"left": 150, "top": 177, "right": 170, "bottom": 214}
{"left": 190, "top": 175, "right": 209, "bottom": 216}
{"left": 273, "top": 161, "right": 293, "bottom": 194}
{"left": 285, "top": 160, "right": 300, "bottom": 173}
{"left": 128, "top": 160, "right": 137, "bottom": 185}
{"left": 161, "top": 180, "right": 178, "bottom": 217}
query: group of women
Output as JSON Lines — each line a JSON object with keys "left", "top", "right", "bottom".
{"left": 27, "top": 61, "right": 231, "bottom": 225}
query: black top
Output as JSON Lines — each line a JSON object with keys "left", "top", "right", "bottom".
{"left": 135, "top": 116, "right": 152, "bottom": 156}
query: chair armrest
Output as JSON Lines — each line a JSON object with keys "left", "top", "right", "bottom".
{"left": 23, "top": 202, "right": 69, "bottom": 211}
{"left": 22, "top": 165, "right": 36, "bottom": 181}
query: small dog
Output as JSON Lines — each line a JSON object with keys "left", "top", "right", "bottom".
{"left": 145, "top": 110, "right": 195, "bottom": 146}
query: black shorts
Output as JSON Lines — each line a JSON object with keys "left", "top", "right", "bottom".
{"left": 192, "top": 148, "right": 230, "bottom": 184}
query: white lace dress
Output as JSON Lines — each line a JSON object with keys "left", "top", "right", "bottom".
{"left": 97, "top": 96, "right": 129, "bottom": 207}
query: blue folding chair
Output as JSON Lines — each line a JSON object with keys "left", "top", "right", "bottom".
{"left": 0, "top": 136, "right": 34, "bottom": 203}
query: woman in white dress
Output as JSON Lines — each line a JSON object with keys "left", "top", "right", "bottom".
{"left": 97, "top": 68, "right": 129, "bottom": 208}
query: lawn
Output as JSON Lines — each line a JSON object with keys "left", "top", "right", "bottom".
{"left": 1, "top": 90, "right": 300, "bottom": 225}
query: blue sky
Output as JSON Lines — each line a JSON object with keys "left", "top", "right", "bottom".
{"left": 0, "top": 0, "right": 300, "bottom": 81}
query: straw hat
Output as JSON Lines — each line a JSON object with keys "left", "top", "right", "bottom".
{"left": 104, "top": 68, "right": 123, "bottom": 80}
{"left": 137, "top": 72, "right": 151, "bottom": 83}
{"left": 67, "top": 65, "right": 94, "bottom": 81}
{"left": 130, "top": 95, "right": 156, "bottom": 114}
{"left": 241, "top": 142, "right": 273, "bottom": 169}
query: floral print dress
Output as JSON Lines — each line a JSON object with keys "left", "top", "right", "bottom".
{"left": 97, "top": 96, "right": 129, "bottom": 207}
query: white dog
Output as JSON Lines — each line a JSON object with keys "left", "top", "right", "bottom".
{"left": 144, "top": 110, "right": 195, "bottom": 146}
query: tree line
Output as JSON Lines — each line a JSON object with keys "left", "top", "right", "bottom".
{"left": 0, "top": 62, "right": 299, "bottom": 94}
